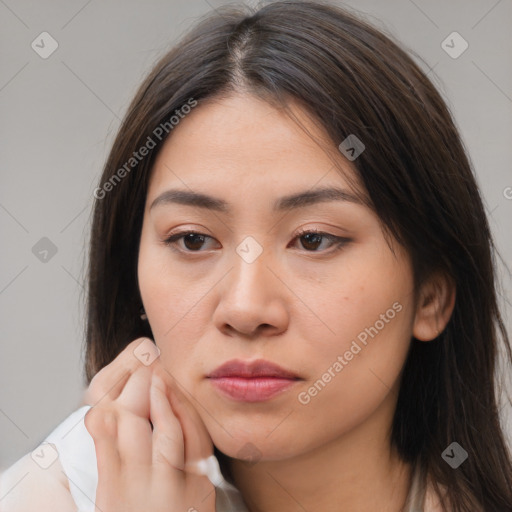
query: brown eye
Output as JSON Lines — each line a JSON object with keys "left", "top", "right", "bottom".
{"left": 163, "top": 231, "right": 218, "bottom": 252}
{"left": 293, "top": 230, "right": 348, "bottom": 252}
{"left": 299, "top": 232, "right": 324, "bottom": 251}
{"left": 182, "top": 233, "right": 207, "bottom": 251}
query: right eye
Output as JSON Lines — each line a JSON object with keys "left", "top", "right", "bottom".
{"left": 162, "top": 231, "right": 220, "bottom": 252}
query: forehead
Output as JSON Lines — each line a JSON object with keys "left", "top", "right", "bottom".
{"left": 147, "top": 93, "right": 363, "bottom": 200}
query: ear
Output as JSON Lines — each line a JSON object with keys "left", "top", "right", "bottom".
{"left": 412, "top": 271, "right": 456, "bottom": 341}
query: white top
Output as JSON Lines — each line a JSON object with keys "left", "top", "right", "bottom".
{"left": 0, "top": 406, "right": 440, "bottom": 511}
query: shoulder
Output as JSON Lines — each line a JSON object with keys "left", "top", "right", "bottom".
{"left": 0, "top": 448, "right": 76, "bottom": 512}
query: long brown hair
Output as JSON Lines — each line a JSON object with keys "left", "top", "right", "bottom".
{"left": 84, "top": 1, "right": 512, "bottom": 509}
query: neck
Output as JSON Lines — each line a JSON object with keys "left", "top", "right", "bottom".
{"left": 229, "top": 394, "right": 413, "bottom": 512}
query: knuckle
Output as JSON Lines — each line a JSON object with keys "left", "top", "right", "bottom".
{"left": 84, "top": 406, "right": 118, "bottom": 438}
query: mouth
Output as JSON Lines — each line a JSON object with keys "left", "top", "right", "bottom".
{"left": 207, "top": 359, "right": 302, "bottom": 402}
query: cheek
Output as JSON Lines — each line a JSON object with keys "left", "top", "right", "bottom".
{"left": 138, "top": 228, "right": 203, "bottom": 323}
{"left": 290, "top": 244, "right": 415, "bottom": 422}
{"left": 294, "top": 241, "right": 414, "bottom": 360}
{"left": 294, "top": 294, "right": 412, "bottom": 416}
{"left": 138, "top": 237, "right": 205, "bottom": 374}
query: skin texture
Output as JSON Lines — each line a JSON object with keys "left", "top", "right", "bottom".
{"left": 137, "top": 92, "right": 455, "bottom": 511}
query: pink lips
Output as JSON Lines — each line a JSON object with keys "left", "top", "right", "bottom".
{"left": 207, "top": 359, "right": 301, "bottom": 402}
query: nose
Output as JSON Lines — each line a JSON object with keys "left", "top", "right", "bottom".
{"left": 212, "top": 248, "right": 290, "bottom": 339}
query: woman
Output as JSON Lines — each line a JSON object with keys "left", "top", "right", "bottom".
{"left": 1, "top": 1, "right": 511, "bottom": 510}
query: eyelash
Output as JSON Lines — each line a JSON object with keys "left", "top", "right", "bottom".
{"left": 162, "top": 228, "right": 350, "bottom": 255}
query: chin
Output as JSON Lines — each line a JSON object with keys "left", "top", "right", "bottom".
{"left": 208, "top": 423, "right": 306, "bottom": 463}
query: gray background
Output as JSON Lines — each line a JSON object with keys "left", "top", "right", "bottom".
{"left": 1, "top": 0, "right": 511, "bottom": 469}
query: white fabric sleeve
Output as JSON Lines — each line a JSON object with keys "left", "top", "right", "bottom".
{"left": 43, "top": 405, "right": 98, "bottom": 512}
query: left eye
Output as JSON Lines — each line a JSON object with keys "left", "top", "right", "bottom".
{"left": 163, "top": 230, "right": 348, "bottom": 253}
{"left": 292, "top": 231, "right": 346, "bottom": 252}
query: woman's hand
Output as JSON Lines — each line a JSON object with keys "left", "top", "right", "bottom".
{"left": 83, "top": 338, "right": 217, "bottom": 512}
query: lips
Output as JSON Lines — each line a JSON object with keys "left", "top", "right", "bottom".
{"left": 207, "top": 359, "right": 301, "bottom": 402}
{"left": 208, "top": 359, "right": 299, "bottom": 379}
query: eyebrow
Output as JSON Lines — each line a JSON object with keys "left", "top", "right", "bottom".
{"left": 149, "top": 186, "right": 363, "bottom": 213}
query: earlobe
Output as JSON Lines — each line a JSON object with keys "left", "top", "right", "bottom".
{"left": 412, "top": 272, "right": 456, "bottom": 342}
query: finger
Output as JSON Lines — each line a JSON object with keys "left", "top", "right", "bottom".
{"left": 84, "top": 338, "right": 151, "bottom": 404}
{"left": 84, "top": 406, "right": 122, "bottom": 478}
{"left": 116, "top": 365, "right": 153, "bottom": 418}
{"left": 117, "top": 408, "right": 153, "bottom": 467}
{"left": 156, "top": 371, "right": 214, "bottom": 473}
{"left": 150, "top": 373, "right": 185, "bottom": 473}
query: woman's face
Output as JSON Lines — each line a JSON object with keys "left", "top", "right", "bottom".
{"left": 138, "top": 93, "right": 417, "bottom": 462}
